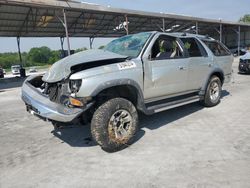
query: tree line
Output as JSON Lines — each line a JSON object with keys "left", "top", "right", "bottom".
{"left": 0, "top": 46, "right": 88, "bottom": 69}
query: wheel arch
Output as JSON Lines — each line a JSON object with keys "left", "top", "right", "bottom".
{"left": 201, "top": 68, "right": 224, "bottom": 94}
{"left": 91, "top": 79, "right": 145, "bottom": 111}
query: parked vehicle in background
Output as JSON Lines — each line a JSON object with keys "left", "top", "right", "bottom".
{"left": 21, "top": 31, "right": 233, "bottom": 152}
{"left": 229, "top": 46, "right": 247, "bottom": 56}
{"left": 29, "top": 67, "right": 37, "bottom": 73}
{"left": 11, "top": 65, "right": 21, "bottom": 75}
{"left": 0, "top": 67, "right": 4, "bottom": 78}
{"left": 239, "top": 51, "right": 250, "bottom": 74}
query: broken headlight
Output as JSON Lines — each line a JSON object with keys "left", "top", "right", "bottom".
{"left": 69, "top": 79, "right": 82, "bottom": 93}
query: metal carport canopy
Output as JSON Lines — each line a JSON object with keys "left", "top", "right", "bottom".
{"left": 1, "top": 0, "right": 250, "bottom": 38}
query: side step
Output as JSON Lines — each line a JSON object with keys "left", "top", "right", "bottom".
{"left": 146, "top": 95, "right": 201, "bottom": 113}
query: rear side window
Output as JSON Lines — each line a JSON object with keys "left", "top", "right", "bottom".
{"left": 180, "top": 38, "right": 207, "bottom": 57}
{"left": 202, "top": 40, "right": 231, "bottom": 56}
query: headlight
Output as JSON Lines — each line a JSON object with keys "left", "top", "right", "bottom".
{"left": 69, "top": 79, "right": 82, "bottom": 93}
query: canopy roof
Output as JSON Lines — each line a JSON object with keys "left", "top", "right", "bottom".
{"left": 0, "top": 0, "right": 250, "bottom": 38}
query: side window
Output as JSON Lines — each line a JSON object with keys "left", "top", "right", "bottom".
{"left": 203, "top": 40, "right": 231, "bottom": 56}
{"left": 151, "top": 36, "right": 184, "bottom": 60}
{"left": 180, "top": 38, "right": 207, "bottom": 57}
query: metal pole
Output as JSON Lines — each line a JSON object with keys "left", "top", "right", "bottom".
{"left": 17, "top": 37, "right": 22, "bottom": 65}
{"left": 60, "top": 37, "right": 64, "bottom": 51}
{"left": 63, "top": 9, "right": 71, "bottom": 56}
{"left": 219, "top": 23, "right": 222, "bottom": 42}
{"left": 163, "top": 18, "right": 165, "bottom": 32}
{"left": 125, "top": 15, "right": 129, "bottom": 35}
{"left": 196, "top": 22, "right": 198, "bottom": 34}
{"left": 238, "top": 26, "right": 241, "bottom": 56}
{"left": 89, "top": 37, "right": 94, "bottom": 49}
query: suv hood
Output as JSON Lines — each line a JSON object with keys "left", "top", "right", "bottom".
{"left": 42, "top": 49, "right": 127, "bottom": 83}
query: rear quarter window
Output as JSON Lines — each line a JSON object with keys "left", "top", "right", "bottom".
{"left": 202, "top": 40, "right": 231, "bottom": 56}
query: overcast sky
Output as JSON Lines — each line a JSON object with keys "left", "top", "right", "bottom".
{"left": 0, "top": 0, "right": 249, "bottom": 52}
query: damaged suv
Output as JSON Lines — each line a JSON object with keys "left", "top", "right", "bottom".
{"left": 21, "top": 31, "right": 233, "bottom": 152}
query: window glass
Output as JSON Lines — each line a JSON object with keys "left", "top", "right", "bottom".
{"left": 104, "top": 32, "right": 152, "bottom": 58}
{"left": 151, "top": 36, "right": 183, "bottom": 60}
{"left": 180, "top": 38, "right": 204, "bottom": 57}
{"left": 202, "top": 40, "right": 231, "bottom": 56}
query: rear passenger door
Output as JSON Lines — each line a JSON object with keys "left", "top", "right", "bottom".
{"left": 180, "top": 37, "right": 211, "bottom": 90}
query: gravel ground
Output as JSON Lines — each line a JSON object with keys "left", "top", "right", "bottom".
{"left": 0, "top": 60, "right": 249, "bottom": 188}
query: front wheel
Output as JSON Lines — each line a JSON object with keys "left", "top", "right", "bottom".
{"left": 91, "top": 98, "right": 138, "bottom": 152}
{"left": 201, "top": 76, "right": 222, "bottom": 107}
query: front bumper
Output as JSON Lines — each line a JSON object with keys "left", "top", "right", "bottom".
{"left": 21, "top": 75, "right": 92, "bottom": 122}
{"left": 239, "top": 63, "right": 250, "bottom": 73}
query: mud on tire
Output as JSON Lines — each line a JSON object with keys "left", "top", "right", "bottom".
{"left": 91, "top": 98, "right": 138, "bottom": 152}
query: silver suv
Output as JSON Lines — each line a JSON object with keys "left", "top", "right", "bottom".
{"left": 21, "top": 32, "right": 233, "bottom": 151}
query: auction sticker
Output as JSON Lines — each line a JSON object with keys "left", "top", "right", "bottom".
{"left": 117, "top": 61, "right": 136, "bottom": 70}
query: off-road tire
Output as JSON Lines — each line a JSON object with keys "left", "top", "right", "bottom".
{"left": 201, "top": 76, "right": 222, "bottom": 107}
{"left": 91, "top": 98, "right": 138, "bottom": 152}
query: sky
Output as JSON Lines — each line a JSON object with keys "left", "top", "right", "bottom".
{"left": 0, "top": 0, "right": 249, "bottom": 52}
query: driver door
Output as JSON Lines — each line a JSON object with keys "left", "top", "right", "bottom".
{"left": 142, "top": 35, "right": 188, "bottom": 100}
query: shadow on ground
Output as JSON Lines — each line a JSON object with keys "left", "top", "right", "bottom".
{"left": 52, "top": 90, "right": 230, "bottom": 148}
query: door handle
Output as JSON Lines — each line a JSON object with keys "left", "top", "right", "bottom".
{"left": 208, "top": 63, "right": 212, "bottom": 67}
{"left": 179, "top": 66, "right": 186, "bottom": 70}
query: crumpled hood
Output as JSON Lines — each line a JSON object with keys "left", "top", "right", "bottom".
{"left": 42, "top": 49, "right": 127, "bottom": 83}
{"left": 240, "top": 51, "right": 250, "bottom": 60}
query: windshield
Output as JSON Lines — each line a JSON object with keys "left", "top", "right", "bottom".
{"left": 104, "top": 32, "right": 152, "bottom": 58}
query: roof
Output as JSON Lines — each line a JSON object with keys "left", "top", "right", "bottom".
{"left": 0, "top": 0, "right": 250, "bottom": 38}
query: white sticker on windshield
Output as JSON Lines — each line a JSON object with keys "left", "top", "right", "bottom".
{"left": 117, "top": 61, "right": 136, "bottom": 70}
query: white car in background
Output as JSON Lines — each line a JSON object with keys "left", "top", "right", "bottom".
{"left": 11, "top": 65, "right": 21, "bottom": 75}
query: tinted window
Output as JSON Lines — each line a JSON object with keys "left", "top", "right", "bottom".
{"left": 180, "top": 38, "right": 206, "bottom": 57}
{"left": 151, "top": 36, "right": 184, "bottom": 60}
{"left": 203, "top": 40, "right": 231, "bottom": 56}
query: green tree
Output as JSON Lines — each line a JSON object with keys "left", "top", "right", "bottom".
{"left": 27, "top": 46, "right": 52, "bottom": 65}
{"left": 75, "top": 47, "right": 88, "bottom": 53}
{"left": 239, "top": 14, "right": 250, "bottom": 23}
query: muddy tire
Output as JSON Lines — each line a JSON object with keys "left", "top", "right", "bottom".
{"left": 201, "top": 76, "right": 222, "bottom": 107}
{"left": 91, "top": 98, "right": 138, "bottom": 152}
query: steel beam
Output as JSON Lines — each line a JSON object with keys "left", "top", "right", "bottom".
{"left": 63, "top": 9, "right": 71, "bottom": 56}
{"left": 125, "top": 15, "right": 129, "bottom": 35}
{"left": 238, "top": 26, "right": 241, "bottom": 56}
{"left": 163, "top": 18, "right": 165, "bottom": 32}
{"left": 89, "top": 37, "right": 94, "bottom": 49}
{"left": 196, "top": 21, "right": 198, "bottom": 34}
{"left": 60, "top": 37, "right": 64, "bottom": 51}
{"left": 16, "top": 37, "right": 22, "bottom": 66}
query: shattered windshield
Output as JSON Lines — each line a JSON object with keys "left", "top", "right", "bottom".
{"left": 104, "top": 32, "right": 152, "bottom": 58}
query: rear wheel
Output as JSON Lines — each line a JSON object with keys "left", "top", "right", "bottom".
{"left": 201, "top": 76, "right": 222, "bottom": 107}
{"left": 91, "top": 98, "right": 138, "bottom": 152}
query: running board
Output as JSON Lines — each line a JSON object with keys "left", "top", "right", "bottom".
{"left": 146, "top": 96, "right": 201, "bottom": 113}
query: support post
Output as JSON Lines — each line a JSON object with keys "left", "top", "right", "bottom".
{"left": 17, "top": 37, "right": 22, "bottom": 66}
{"left": 89, "top": 37, "right": 94, "bottom": 49}
{"left": 60, "top": 37, "right": 64, "bottom": 51}
{"left": 162, "top": 18, "right": 165, "bottom": 32}
{"left": 125, "top": 15, "right": 129, "bottom": 35}
{"left": 219, "top": 23, "right": 222, "bottom": 42}
{"left": 63, "top": 9, "right": 71, "bottom": 56}
{"left": 238, "top": 26, "right": 241, "bottom": 56}
{"left": 196, "top": 21, "right": 198, "bottom": 34}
